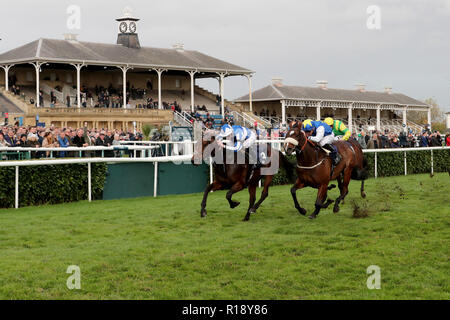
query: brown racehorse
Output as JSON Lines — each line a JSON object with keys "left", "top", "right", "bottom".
{"left": 192, "top": 130, "right": 294, "bottom": 221}
{"left": 284, "top": 121, "right": 368, "bottom": 219}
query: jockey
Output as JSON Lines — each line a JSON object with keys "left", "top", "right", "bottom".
{"left": 302, "top": 119, "right": 341, "bottom": 165}
{"left": 324, "top": 117, "right": 351, "bottom": 141}
{"left": 216, "top": 124, "right": 260, "bottom": 166}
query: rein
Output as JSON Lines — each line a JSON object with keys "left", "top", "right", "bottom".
{"left": 285, "top": 131, "right": 326, "bottom": 170}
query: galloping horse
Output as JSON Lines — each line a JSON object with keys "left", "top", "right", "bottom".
{"left": 192, "top": 130, "right": 294, "bottom": 221}
{"left": 284, "top": 121, "right": 368, "bottom": 219}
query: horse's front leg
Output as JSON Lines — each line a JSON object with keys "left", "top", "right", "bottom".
{"left": 226, "top": 182, "right": 245, "bottom": 209}
{"left": 249, "top": 175, "right": 272, "bottom": 215}
{"left": 291, "top": 178, "right": 307, "bottom": 215}
{"left": 243, "top": 182, "right": 257, "bottom": 222}
{"left": 200, "top": 181, "right": 222, "bottom": 218}
{"left": 309, "top": 184, "right": 334, "bottom": 219}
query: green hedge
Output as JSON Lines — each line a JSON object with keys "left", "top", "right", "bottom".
{"left": 365, "top": 149, "right": 450, "bottom": 178}
{"left": 0, "top": 164, "right": 107, "bottom": 209}
{"left": 270, "top": 149, "right": 450, "bottom": 185}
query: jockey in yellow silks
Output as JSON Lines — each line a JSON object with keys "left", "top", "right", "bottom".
{"left": 324, "top": 118, "right": 351, "bottom": 141}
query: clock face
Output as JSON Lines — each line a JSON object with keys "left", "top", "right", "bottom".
{"left": 129, "top": 22, "right": 137, "bottom": 33}
{"left": 119, "top": 22, "right": 128, "bottom": 33}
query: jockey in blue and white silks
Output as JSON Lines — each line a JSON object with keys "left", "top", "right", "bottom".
{"left": 302, "top": 119, "right": 341, "bottom": 165}
{"left": 302, "top": 119, "right": 335, "bottom": 147}
{"left": 216, "top": 124, "right": 257, "bottom": 152}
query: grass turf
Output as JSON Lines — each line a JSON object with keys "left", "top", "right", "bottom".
{"left": 0, "top": 173, "right": 448, "bottom": 300}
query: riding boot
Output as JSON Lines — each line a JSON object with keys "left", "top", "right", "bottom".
{"left": 325, "top": 144, "right": 341, "bottom": 166}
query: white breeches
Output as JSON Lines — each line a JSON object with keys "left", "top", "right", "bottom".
{"left": 318, "top": 134, "right": 335, "bottom": 147}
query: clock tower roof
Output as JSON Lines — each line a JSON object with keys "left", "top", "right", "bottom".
{"left": 116, "top": 7, "right": 140, "bottom": 21}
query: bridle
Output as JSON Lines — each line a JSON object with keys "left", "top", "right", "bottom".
{"left": 284, "top": 130, "right": 315, "bottom": 154}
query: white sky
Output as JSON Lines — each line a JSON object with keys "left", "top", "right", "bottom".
{"left": 0, "top": 0, "right": 449, "bottom": 111}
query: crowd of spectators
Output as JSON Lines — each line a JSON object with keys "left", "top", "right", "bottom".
{"left": 354, "top": 130, "right": 449, "bottom": 149}
{"left": 0, "top": 123, "right": 145, "bottom": 159}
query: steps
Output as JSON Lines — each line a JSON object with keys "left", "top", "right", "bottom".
{"left": 0, "top": 87, "right": 28, "bottom": 114}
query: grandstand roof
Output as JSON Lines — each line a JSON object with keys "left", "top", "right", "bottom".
{"left": 0, "top": 38, "right": 252, "bottom": 75}
{"left": 235, "top": 84, "right": 428, "bottom": 107}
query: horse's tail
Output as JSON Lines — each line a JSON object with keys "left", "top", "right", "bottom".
{"left": 351, "top": 143, "right": 369, "bottom": 181}
{"left": 278, "top": 150, "right": 296, "bottom": 183}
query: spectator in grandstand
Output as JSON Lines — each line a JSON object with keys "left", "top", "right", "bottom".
{"left": 72, "top": 129, "right": 88, "bottom": 148}
{"left": 42, "top": 131, "right": 58, "bottom": 157}
{"left": 420, "top": 132, "right": 429, "bottom": 147}
{"left": 0, "top": 132, "right": 7, "bottom": 147}
{"left": 446, "top": 133, "right": 450, "bottom": 147}
{"left": 357, "top": 131, "right": 367, "bottom": 149}
{"left": 367, "top": 133, "right": 379, "bottom": 149}
{"left": 390, "top": 135, "right": 401, "bottom": 148}
{"left": 57, "top": 131, "right": 70, "bottom": 158}
{"left": 4, "top": 129, "right": 19, "bottom": 147}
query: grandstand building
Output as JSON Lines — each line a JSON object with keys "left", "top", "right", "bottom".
{"left": 0, "top": 8, "right": 253, "bottom": 130}
{"left": 235, "top": 78, "right": 431, "bottom": 133}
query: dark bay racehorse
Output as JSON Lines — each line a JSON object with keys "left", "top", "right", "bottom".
{"left": 284, "top": 121, "right": 368, "bottom": 219}
{"left": 193, "top": 130, "right": 294, "bottom": 221}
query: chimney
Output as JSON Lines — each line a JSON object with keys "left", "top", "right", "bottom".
{"left": 271, "top": 77, "right": 283, "bottom": 87}
{"left": 63, "top": 33, "right": 78, "bottom": 41}
{"left": 316, "top": 80, "right": 328, "bottom": 90}
{"left": 355, "top": 83, "right": 366, "bottom": 92}
{"left": 384, "top": 86, "right": 392, "bottom": 94}
{"left": 172, "top": 43, "right": 185, "bottom": 52}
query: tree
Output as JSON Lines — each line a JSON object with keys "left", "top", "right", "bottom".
{"left": 408, "top": 98, "right": 445, "bottom": 129}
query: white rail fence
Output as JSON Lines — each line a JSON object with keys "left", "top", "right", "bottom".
{"left": 0, "top": 141, "right": 448, "bottom": 209}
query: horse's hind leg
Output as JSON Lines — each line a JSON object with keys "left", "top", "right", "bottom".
{"left": 309, "top": 184, "right": 333, "bottom": 219}
{"left": 333, "top": 170, "right": 351, "bottom": 213}
{"left": 291, "top": 179, "right": 307, "bottom": 216}
{"left": 249, "top": 175, "right": 272, "bottom": 215}
{"left": 361, "top": 180, "right": 366, "bottom": 198}
{"left": 243, "top": 182, "right": 258, "bottom": 222}
{"left": 226, "top": 182, "right": 245, "bottom": 209}
{"left": 201, "top": 181, "right": 222, "bottom": 218}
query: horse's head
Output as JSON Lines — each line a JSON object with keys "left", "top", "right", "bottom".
{"left": 284, "top": 121, "right": 307, "bottom": 156}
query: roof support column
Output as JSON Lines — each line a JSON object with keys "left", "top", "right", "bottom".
{"left": 376, "top": 105, "right": 381, "bottom": 132}
{"left": 71, "top": 63, "right": 86, "bottom": 109}
{"left": 119, "top": 66, "right": 131, "bottom": 109}
{"left": 217, "top": 72, "right": 227, "bottom": 118}
{"left": 154, "top": 68, "right": 167, "bottom": 110}
{"left": 31, "top": 62, "right": 44, "bottom": 107}
{"left": 402, "top": 106, "right": 408, "bottom": 133}
{"left": 1, "top": 65, "right": 14, "bottom": 91}
{"left": 244, "top": 74, "right": 253, "bottom": 112}
{"left": 427, "top": 107, "right": 432, "bottom": 131}
{"left": 316, "top": 101, "right": 321, "bottom": 121}
{"left": 281, "top": 100, "right": 286, "bottom": 126}
{"left": 348, "top": 103, "right": 353, "bottom": 133}
{"left": 187, "top": 70, "right": 197, "bottom": 113}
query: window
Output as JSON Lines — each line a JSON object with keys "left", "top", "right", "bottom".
{"left": 66, "top": 73, "right": 73, "bottom": 83}
{"left": 175, "top": 79, "right": 181, "bottom": 88}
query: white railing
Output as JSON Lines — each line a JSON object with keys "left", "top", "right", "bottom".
{"left": 41, "top": 83, "right": 64, "bottom": 103}
{"left": 0, "top": 145, "right": 159, "bottom": 159}
{"left": 173, "top": 110, "right": 193, "bottom": 127}
{"left": 243, "top": 112, "right": 271, "bottom": 128}
{"left": 1, "top": 142, "right": 447, "bottom": 209}
{"left": 0, "top": 155, "right": 192, "bottom": 209}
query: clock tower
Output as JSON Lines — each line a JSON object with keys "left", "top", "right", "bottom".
{"left": 116, "top": 7, "right": 141, "bottom": 49}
